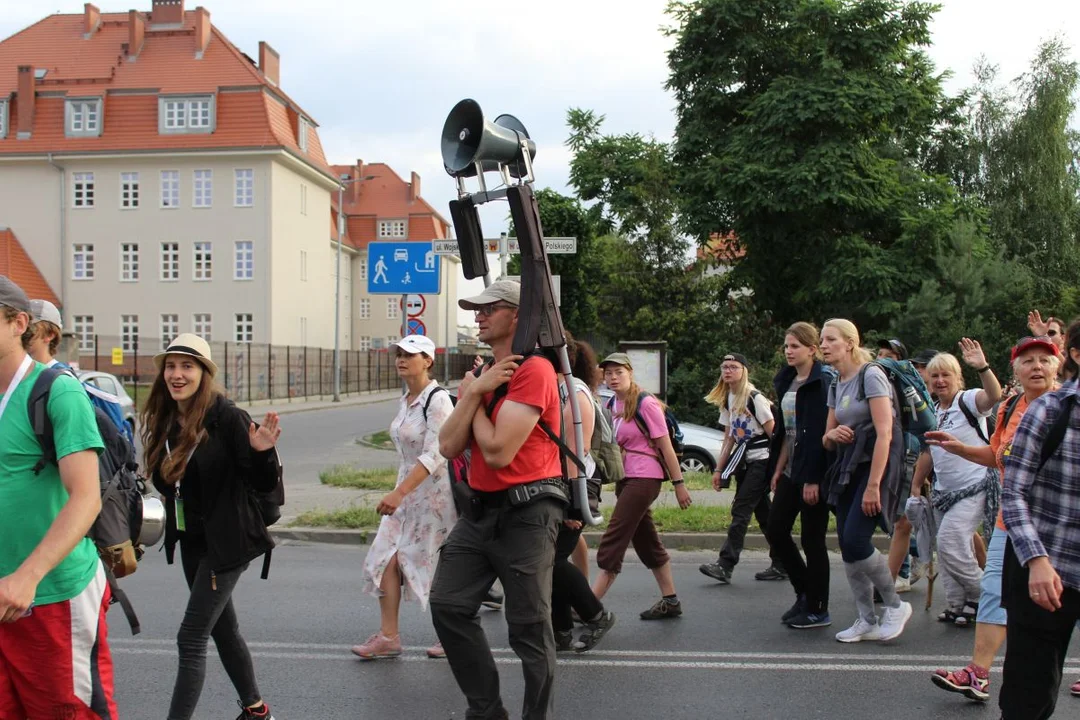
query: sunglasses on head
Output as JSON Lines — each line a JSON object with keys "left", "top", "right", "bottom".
{"left": 1019, "top": 335, "right": 1053, "bottom": 344}
{"left": 474, "top": 303, "right": 515, "bottom": 317}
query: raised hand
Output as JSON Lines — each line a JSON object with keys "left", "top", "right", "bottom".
{"left": 1028, "top": 310, "right": 1048, "bottom": 337}
{"left": 958, "top": 338, "right": 987, "bottom": 369}
{"left": 249, "top": 412, "right": 281, "bottom": 451}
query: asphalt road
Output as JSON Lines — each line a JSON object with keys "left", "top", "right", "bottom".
{"left": 108, "top": 543, "right": 1080, "bottom": 719}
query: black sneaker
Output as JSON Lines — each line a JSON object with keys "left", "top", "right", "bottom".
{"left": 640, "top": 598, "right": 683, "bottom": 620}
{"left": 236, "top": 701, "right": 275, "bottom": 720}
{"left": 755, "top": 565, "right": 788, "bottom": 581}
{"left": 574, "top": 610, "right": 616, "bottom": 652}
{"left": 781, "top": 595, "right": 807, "bottom": 624}
{"left": 554, "top": 629, "right": 574, "bottom": 652}
{"left": 482, "top": 587, "right": 503, "bottom": 611}
{"left": 699, "top": 562, "right": 731, "bottom": 584}
{"left": 787, "top": 610, "right": 833, "bottom": 629}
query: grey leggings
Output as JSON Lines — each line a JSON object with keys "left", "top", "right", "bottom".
{"left": 167, "top": 544, "right": 261, "bottom": 720}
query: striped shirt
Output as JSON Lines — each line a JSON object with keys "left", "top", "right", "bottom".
{"left": 1002, "top": 379, "right": 1080, "bottom": 591}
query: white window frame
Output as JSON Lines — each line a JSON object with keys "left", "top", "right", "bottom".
{"left": 160, "top": 170, "right": 180, "bottom": 208}
{"left": 299, "top": 317, "right": 308, "bottom": 346}
{"left": 193, "top": 169, "right": 212, "bottom": 208}
{"left": 234, "top": 241, "right": 253, "bottom": 280}
{"left": 298, "top": 116, "right": 309, "bottom": 152}
{"left": 160, "top": 242, "right": 179, "bottom": 281}
{"left": 300, "top": 184, "right": 307, "bottom": 215}
{"left": 300, "top": 250, "right": 308, "bottom": 282}
{"left": 73, "top": 315, "right": 94, "bottom": 352}
{"left": 358, "top": 258, "right": 367, "bottom": 281}
{"left": 160, "top": 314, "right": 179, "bottom": 351}
{"left": 159, "top": 95, "right": 215, "bottom": 134}
{"left": 119, "top": 243, "right": 139, "bottom": 282}
{"left": 72, "top": 243, "right": 95, "bottom": 280}
{"left": 72, "top": 172, "right": 95, "bottom": 208}
{"left": 193, "top": 313, "right": 212, "bottom": 341}
{"left": 358, "top": 335, "right": 371, "bottom": 351}
{"left": 66, "top": 98, "right": 102, "bottom": 137}
{"left": 234, "top": 169, "right": 254, "bottom": 207}
{"left": 378, "top": 219, "right": 407, "bottom": 238}
{"left": 193, "top": 241, "right": 213, "bottom": 281}
{"left": 120, "top": 314, "right": 139, "bottom": 353}
{"left": 386, "top": 297, "right": 400, "bottom": 320}
{"left": 234, "top": 313, "right": 254, "bottom": 343}
{"left": 120, "top": 172, "right": 140, "bottom": 209}
{"left": 0, "top": 99, "right": 8, "bottom": 139}
{"left": 359, "top": 298, "right": 371, "bottom": 319}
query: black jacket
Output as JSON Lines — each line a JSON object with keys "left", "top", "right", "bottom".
{"left": 766, "top": 361, "right": 833, "bottom": 486}
{"left": 154, "top": 394, "right": 279, "bottom": 573}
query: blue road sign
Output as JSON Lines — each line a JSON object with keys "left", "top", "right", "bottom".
{"left": 367, "top": 242, "right": 441, "bottom": 295}
{"left": 407, "top": 318, "right": 427, "bottom": 336}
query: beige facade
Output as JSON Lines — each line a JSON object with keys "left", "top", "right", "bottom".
{"left": 0, "top": 150, "right": 338, "bottom": 349}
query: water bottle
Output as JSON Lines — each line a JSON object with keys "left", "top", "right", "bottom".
{"left": 902, "top": 384, "right": 924, "bottom": 422}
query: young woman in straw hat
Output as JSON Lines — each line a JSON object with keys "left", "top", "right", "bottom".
{"left": 142, "top": 334, "right": 282, "bottom": 720}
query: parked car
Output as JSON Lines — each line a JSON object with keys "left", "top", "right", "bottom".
{"left": 596, "top": 387, "right": 726, "bottom": 474}
{"left": 77, "top": 370, "right": 137, "bottom": 435}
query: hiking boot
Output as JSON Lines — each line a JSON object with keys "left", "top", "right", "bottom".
{"left": 835, "top": 617, "right": 882, "bottom": 643}
{"left": 482, "top": 587, "right": 504, "bottom": 611}
{"left": 554, "top": 630, "right": 575, "bottom": 652}
{"left": 236, "top": 700, "right": 275, "bottom": 719}
{"left": 878, "top": 601, "right": 913, "bottom": 641}
{"left": 574, "top": 610, "right": 616, "bottom": 652}
{"left": 699, "top": 562, "right": 731, "bottom": 584}
{"left": 426, "top": 641, "right": 446, "bottom": 659}
{"left": 351, "top": 633, "right": 402, "bottom": 660}
{"left": 755, "top": 565, "right": 788, "bottom": 581}
{"left": 640, "top": 598, "right": 683, "bottom": 620}
{"left": 787, "top": 611, "right": 832, "bottom": 629}
{"left": 931, "top": 664, "right": 990, "bottom": 702}
{"left": 781, "top": 595, "right": 807, "bottom": 624}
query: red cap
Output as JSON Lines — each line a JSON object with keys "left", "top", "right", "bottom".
{"left": 1011, "top": 336, "right": 1060, "bottom": 362}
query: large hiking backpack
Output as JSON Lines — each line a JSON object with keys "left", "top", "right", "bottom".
{"left": 589, "top": 390, "right": 624, "bottom": 484}
{"left": 53, "top": 362, "right": 134, "bottom": 444}
{"left": 854, "top": 359, "right": 937, "bottom": 445}
{"left": 27, "top": 366, "right": 158, "bottom": 635}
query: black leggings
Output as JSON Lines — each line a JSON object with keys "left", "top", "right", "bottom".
{"left": 551, "top": 526, "right": 603, "bottom": 632}
{"left": 168, "top": 544, "right": 261, "bottom": 720}
{"left": 765, "top": 474, "right": 831, "bottom": 613}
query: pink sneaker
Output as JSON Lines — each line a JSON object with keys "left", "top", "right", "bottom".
{"left": 351, "top": 633, "right": 402, "bottom": 660}
{"left": 1071, "top": 678, "right": 1080, "bottom": 697}
{"left": 426, "top": 641, "right": 446, "bottom": 659}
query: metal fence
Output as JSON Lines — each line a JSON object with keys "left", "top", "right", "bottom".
{"left": 62, "top": 334, "right": 476, "bottom": 405}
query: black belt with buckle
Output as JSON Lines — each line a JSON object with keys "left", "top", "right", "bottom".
{"left": 476, "top": 478, "right": 569, "bottom": 509}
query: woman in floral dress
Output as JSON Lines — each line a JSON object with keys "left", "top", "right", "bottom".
{"left": 352, "top": 335, "right": 456, "bottom": 660}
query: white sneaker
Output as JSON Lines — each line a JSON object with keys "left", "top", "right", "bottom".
{"left": 894, "top": 576, "right": 912, "bottom": 593}
{"left": 878, "top": 601, "right": 913, "bottom": 641}
{"left": 835, "top": 617, "right": 882, "bottom": 643}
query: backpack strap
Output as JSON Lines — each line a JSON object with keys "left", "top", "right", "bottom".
{"left": 422, "top": 386, "right": 449, "bottom": 423}
{"left": 103, "top": 563, "right": 141, "bottom": 635}
{"left": 956, "top": 391, "right": 990, "bottom": 445}
{"left": 1038, "top": 394, "right": 1077, "bottom": 472}
{"left": 27, "top": 367, "right": 68, "bottom": 475}
{"left": 1000, "top": 393, "right": 1023, "bottom": 431}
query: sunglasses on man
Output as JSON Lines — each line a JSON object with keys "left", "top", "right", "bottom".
{"left": 473, "top": 303, "right": 516, "bottom": 317}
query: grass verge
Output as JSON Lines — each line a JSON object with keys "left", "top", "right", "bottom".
{"left": 360, "top": 430, "right": 395, "bottom": 449}
{"left": 319, "top": 465, "right": 397, "bottom": 490}
{"left": 290, "top": 506, "right": 381, "bottom": 529}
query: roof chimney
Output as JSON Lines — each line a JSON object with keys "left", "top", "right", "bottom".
{"left": 151, "top": 0, "right": 185, "bottom": 25}
{"left": 194, "top": 7, "right": 210, "bottom": 57}
{"left": 127, "top": 10, "right": 145, "bottom": 59}
{"left": 16, "top": 66, "right": 35, "bottom": 138}
{"left": 258, "top": 41, "right": 280, "bottom": 86}
{"left": 353, "top": 160, "right": 364, "bottom": 202}
{"left": 83, "top": 3, "right": 101, "bottom": 37}
{"left": 410, "top": 172, "right": 421, "bottom": 202}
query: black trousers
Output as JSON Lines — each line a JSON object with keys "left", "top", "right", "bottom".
{"left": 765, "top": 474, "right": 831, "bottom": 613}
{"left": 999, "top": 544, "right": 1080, "bottom": 720}
{"left": 551, "top": 525, "right": 603, "bottom": 632}
{"left": 430, "top": 497, "right": 563, "bottom": 720}
{"left": 718, "top": 460, "right": 778, "bottom": 570}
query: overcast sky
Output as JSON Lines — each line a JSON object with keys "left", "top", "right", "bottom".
{"left": 4, "top": 0, "right": 1079, "bottom": 326}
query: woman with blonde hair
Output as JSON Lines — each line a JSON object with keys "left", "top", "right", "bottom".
{"left": 821, "top": 319, "right": 912, "bottom": 643}
{"left": 593, "top": 353, "right": 692, "bottom": 620}
{"left": 698, "top": 353, "right": 780, "bottom": 585}
{"left": 764, "top": 322, "right": 835, "bottom": 628}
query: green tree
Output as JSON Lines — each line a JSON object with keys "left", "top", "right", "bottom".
{"left": 666, "top": 0, "right": 961, "bottom": 328}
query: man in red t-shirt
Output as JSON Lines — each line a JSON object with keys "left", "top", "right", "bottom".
{"left": 431, "top": 279, "right": 565, "bottom": 720}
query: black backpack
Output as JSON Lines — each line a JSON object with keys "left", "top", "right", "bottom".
{"left": 1036, "top": 393, "right": 1077, "bottom": 472}
{"left": 28, "top": 367, "right": 149, "bottom": 635}
{"left": 957, "top": 391, "right": 995, "bottom": 445}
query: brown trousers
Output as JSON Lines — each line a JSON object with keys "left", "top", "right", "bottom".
{"left": 596, "top": 477, "right": 670, "bottom": 573}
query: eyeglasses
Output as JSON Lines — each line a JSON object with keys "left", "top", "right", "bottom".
{"left": 1047, "top": 329, "right": 1060, "bottom": 337}
{"left": 473, "top": 303, "right": 515, "bottom": 317}
{"left": 721, "top": 364, "right": 743, "bottom": 372}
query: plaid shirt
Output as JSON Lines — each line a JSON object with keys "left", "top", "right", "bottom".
{"left": 1003, "top": 379, "right": 1080, "bottom": 591}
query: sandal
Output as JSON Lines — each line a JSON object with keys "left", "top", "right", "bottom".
{"left": 931, "top": 664, "right": 990, "bottom": 702}
{"left": 1070, "top": 678, "right": 1080, "bottom": 697}
{"left": 954, "top": 603, "right": 978, "bottom": 628}
{"left": 937, "top": 609, "right": 960, "bottom": 623}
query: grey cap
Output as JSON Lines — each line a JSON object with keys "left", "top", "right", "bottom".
{"left": 911, "top": 348, "right": 940, "bottom": 366}
{"left": 29, "top": 299, "right": 62, "bottom": 329}
{"left": 599, "top": 352, "right": 633, "bottom": 369}
{"left": 458, "top": 279, "right": 521, "bottom": 310}
{"left": 0, "top": 275, "right": 30, "bottom": 315}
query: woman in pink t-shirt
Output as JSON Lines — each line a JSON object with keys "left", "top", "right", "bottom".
{"left": 592, "top": 353, "right": 692, "bottom": 620}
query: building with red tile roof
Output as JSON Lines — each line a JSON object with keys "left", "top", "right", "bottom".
{"left": 0, "top": 228, "right": 60, "bottom": 304}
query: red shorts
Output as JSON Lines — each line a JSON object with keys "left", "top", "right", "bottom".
{"left": 0, "top": 563, "right": 117, "bottom": 720}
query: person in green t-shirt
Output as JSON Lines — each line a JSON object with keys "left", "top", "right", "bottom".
{"left": 0, "top": 276, "right": 115, "bottom": 719}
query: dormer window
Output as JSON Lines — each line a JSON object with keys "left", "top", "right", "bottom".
{"left": 65, "top": 98, "right": 103, "bottom": 137}
{"left": 298, "top": 116, "right": 309, "bottom": 153}
{"left": 159, "top": 95, "right": 215, "bottom": 134}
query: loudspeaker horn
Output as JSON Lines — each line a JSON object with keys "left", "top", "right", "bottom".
{"left": 441, "top": 99, "right": 536, "bottom": 178}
